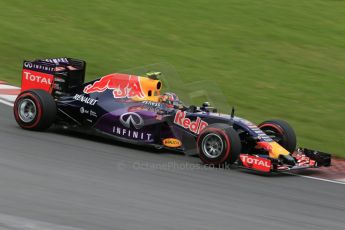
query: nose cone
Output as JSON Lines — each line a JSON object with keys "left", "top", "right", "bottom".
{"left": 279, "top": 154, "right": 296, "bottom": 166}
{"left": 257, "top": 142, "right": 290, "bottom": 159}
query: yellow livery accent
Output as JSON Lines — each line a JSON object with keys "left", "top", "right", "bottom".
{"left": 133, "top": 76, "right": 161, "bottom": 102}
{"left": 163, "top": 138, "right": 182, "bottom": 148}
{"left": 268, "top": 142, "right": 290, "bottom": 159}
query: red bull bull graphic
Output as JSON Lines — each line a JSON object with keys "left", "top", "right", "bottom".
{"left": 83, "top": 74, "right": 145, "bottom": 99}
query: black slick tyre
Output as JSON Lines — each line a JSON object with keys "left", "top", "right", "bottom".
{"left": 13, "top": 89, "right": 56, "bottom": 131}
{"left": 258, "top": 119, "right": 297, "bottom": 153}
{"left": 197, "top": 123, "right": 241, "bottom": 166}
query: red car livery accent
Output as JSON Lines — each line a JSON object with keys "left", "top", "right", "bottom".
{"left": 256, "top": 142, "right": 273, "bottom": 151}
{"left": 174, "top": 110, "right": 208, "bottom": 134}
{"left": 294, "top": 152, "right": 316, "bottom": 167}
{"left": 240, "top": 154, "right": 271, "bottom": 172}
{"left": 83, "top": 73, "right": 145, "bottom": 99}
{"left": 21, "top": 69, "right": 54, "bottom": 92}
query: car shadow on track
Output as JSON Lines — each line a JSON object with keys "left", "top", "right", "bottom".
{"left": 44, "top": 126, "right": 296, "bottom": 178}
{"left": 234, "top": 167, "right": 295, "bottom": 177}
{"left": 48, "top": 126, "right": 186, "bottom": 156}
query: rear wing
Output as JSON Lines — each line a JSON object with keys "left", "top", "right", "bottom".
{"left": 21, "top": 57, "right": 86, "bottom": 96}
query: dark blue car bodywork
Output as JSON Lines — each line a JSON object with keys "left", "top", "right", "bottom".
{"left": 16, "top": 57, "right": 331, "bottom": 172}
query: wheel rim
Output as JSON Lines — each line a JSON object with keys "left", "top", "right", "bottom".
{"left": 18, "top": 98, "right": 37, "bottom": 123}
{"left": 201, "top": 133, "right": 224, "bottom": 159}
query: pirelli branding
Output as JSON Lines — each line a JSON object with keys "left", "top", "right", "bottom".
{"left": 163, "top": 138, "right": 182, "bottom": 148}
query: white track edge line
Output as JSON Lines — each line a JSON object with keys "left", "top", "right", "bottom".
{"left": 0, "top": 95, "right": 344, "bottom": 185}
{"left": 0, "top": 84, "right": 20, "bottom": 89}
{"left": 0, "top": 98, "right": 14, "bottom": 107}
{"left": 285, "top": 172, "right": 345, "bottom": 185}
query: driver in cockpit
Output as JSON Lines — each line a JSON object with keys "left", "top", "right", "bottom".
{"left": 159, "top": 92, "right": 216, "bottom": 113}
{"left": 159, "top": 92, "right": 185, "bottom": 110}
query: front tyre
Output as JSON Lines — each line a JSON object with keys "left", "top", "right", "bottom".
{"left": 14, "top": 89, "right": 57, "bottom": 131}
{"left": 197, "top": 123, "right": 241, "bottom": 166}
{"left": 259, "top": 119, "right": 297, "bottom": 153}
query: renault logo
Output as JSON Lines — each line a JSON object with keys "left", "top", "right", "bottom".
{"left": 120, "top": 112, "right": 144, "bottom": 129}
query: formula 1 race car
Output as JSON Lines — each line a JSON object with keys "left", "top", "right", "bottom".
{"left": 13, "top": 57, "right": 331, "bottom": 173}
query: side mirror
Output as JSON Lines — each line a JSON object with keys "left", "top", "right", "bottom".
{"left": 188, "top": 105, "right": 197, "bottom": 113}
{"left": 201, "top": 102, "right": 217, "bottom": 113}
{"left": 202, "top": 102, "right": 210, "bottom": 108}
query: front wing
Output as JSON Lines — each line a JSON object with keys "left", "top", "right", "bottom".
{"left": 238, "top": 148, "right": 331, "bottom": 173}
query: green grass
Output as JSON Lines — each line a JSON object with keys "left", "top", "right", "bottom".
{"left": 0, "top": 0, "right": 344, "bottom": 156}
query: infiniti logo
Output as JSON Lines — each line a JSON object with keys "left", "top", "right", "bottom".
{"left": 24, "top": 62, "right": 33, "bottom": 68}
{"left": 120, "top": 112, "right": 144, "bottom": 129}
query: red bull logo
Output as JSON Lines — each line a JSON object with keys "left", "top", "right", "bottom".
{"left": 174, "top": 110, "right": 208, "bottom": 134}
{"left": 83, "top": 74, "right": 145, "bottom": 99}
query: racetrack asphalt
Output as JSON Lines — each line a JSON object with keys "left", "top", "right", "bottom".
{"left": 0, "top": 103, "right": 344, "bottom": 230}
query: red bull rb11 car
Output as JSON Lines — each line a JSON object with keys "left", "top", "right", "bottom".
{"left": 13, "top": 57, "right": 331, "bottom": 173}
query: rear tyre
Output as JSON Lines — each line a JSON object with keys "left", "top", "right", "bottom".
{"left": 197, "top": 123, "right": 241, "bottom": 166}
{"left": 258, "top": 119, "right": 297, "bottom": 153}
{"left": 14, "top": 89, "right": 56, "bottom": 131}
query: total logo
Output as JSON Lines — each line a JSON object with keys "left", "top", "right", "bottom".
{"left": 83, "top": 74, "right": 145, "bottom": 99}
{"left": 174, "top": 110, "right": 208, "bottom": 134}
{"left": 23, "top": 71, "right": 52, "bottom": 85}
{"left": 239, "top": 154, "right": 271, "bottom": 172}
{"left": 240, "top": 155, "right": 271, "bottom": 167}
